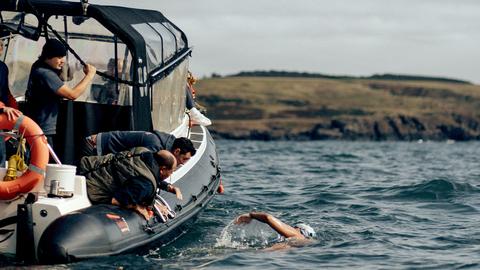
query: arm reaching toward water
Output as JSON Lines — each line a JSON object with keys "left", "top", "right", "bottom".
{"left": 167, "top": 184, "right": 183, "bottom": 200}
{"left": 235, "top": 212, "right": 305, "bottom": 239}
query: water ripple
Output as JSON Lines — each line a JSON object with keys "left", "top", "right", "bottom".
{"left": 11, "top": 140, "right": 480, "bottom": 269}
{"left": 385, "top": 179, "right": 480, "bottom": 201}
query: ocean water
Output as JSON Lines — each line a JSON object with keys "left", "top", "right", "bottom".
{"left": 3, "top": 140, "right": 480, "bottom": 269}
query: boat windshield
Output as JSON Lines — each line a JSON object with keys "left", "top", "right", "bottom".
{"left": 2, "top": 14, "right": 133, "bottom": 106}
{"left": 131, "top": 21, "right": 186, "bottom": 73}
{"left": 151, "top": 59, "right": 188, "bottom": 132}
{"left": 0, "top": 11, "right": 39, "bottom": 38}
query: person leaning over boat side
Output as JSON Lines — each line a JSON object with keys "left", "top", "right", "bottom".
{"left": 25, "top": 38, "right": 96, "bottom": 148}
{"left": 0, "top": 40, "right": 22, "bottom": 166}
{"left": 83, "top": 130, "right": 196, "bottom": 167}
{"left": 235, "top": 211, "right": 316, "bottom": 249}
{"left": 78, "top": 148, "right": 182, "bottom": 220}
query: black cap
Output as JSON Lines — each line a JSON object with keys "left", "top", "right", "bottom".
{"left": 41, "top": 39, "right": 67, "bottom": 59}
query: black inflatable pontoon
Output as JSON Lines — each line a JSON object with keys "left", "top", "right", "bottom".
{"left": 38, "top": 127, "right": 220, "bottom": 263}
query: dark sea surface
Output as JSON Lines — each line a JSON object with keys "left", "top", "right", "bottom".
{"left": 3, "top": 140, "right": 480, "bottom": 269}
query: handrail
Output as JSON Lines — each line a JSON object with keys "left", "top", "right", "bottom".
{"left": 148, "top": 47, "right": 192, "bottom": 83}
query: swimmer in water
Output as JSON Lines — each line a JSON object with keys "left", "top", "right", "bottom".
{"left": 235, "top": 211, "right": 316, "bottom": 250}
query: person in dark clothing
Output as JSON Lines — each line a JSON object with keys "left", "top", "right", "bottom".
{"left": 25, "top": 38, "right": 96, "bottom": 147}
{"left": 78, "top": 149, "right": 182, "bottom": 220}
{"left": 83, "top": 130, "right": 196, "bottom": 166}
{"left": 0, "top": 40, "right": 22, "bottom": 166}
{"left": 186, "top": 71, "right": 211, "bottom": 126}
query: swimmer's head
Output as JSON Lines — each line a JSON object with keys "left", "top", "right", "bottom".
{"left": 295, "top": 223, "right": 316, "bottom": 238}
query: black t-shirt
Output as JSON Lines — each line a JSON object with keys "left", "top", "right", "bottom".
{"left": 25, "top": 61, "right": 64, "bottom": 135}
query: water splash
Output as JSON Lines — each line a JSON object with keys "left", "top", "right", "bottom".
{"left": 215, "top": 219, "right": 279, "bottom": 249}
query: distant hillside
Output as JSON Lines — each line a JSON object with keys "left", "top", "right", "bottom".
{"left": 195, "top": 76, "right": 480, "bottom": 141}
{"left": 228, "top": 70, "right": 471, "bottom": 85}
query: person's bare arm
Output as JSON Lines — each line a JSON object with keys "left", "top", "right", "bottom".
{"left": 167, "top": 184, "right": 183, "bottom": 200}
{"left": 236, "top": 212, "right": 304, "bottom": 239}
{"left": 57, "top": 64, "right": 96, "bottom": 100}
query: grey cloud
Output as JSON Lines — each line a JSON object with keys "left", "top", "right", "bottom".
{"left": 93, "top": 0, "right": 480, "bottom": 83}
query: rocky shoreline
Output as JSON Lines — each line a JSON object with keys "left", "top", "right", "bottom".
{"left": 195, "top": 77, "right": 480, "bottom": 141}
{"left": 209, "top": 114, "right": 480, "bottom": 141}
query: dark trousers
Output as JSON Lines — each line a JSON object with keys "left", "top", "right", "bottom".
{"left": 46, "top": 134, "right": 57, "bottom": 164}
{"left": 186, "top": 88, "right": 195, "bottom": 110}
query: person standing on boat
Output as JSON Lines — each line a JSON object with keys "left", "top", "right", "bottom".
{"left": 78, "top": 148, "right": 182, "bottom": 220}
{"left": 0, "top": 39, "right": 22, "bottom": 166}
{"left": 83, "top": 130, "right": 196, "bottom": 167}
{"left": 186, "top": 71, "right": 212, "bottom": 126}
{"left": 25, "top": 38, "right": 96, "bottom": 147}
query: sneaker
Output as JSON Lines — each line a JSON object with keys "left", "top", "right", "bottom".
{"left": 190, "top": 107, "right": 212, "bottom": 126}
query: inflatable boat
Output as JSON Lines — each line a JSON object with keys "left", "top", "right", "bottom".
{"left": 0, "top": 0, "right": 221, "bottom": 264}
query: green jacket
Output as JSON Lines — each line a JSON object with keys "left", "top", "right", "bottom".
{"left": 78, "top": 147, "right": 158, "bottom": 205}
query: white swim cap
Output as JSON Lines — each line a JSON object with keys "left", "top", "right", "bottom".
{"left": 295, "top": 223, "right": 316, "bottom": 238}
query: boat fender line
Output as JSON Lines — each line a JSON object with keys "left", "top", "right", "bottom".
{"left": 143, "top": 220, "right": 155, "bottom": 234}
{"left": 0, "top": 113, "right": 49, "bottom": 200}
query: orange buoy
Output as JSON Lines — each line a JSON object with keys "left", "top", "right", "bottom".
{"left": 217, "top": 179, "right": 224, "bottom": 194}
{"left": 0, "top": 111, "right": 49, "bottom": 200}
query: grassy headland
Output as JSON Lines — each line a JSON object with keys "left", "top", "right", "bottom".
{"left": 195, "top": 74, "right": 480, "bottom": 141}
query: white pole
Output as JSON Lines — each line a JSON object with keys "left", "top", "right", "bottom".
{"left": 47, "top": 143, "right": 62, "bottom": 165}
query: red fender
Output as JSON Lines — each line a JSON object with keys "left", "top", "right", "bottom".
{"left": 0, "top": 113, "right": 49, "bottom": 200}
{"left": 217, "top": 178, "right": 224, "bottom": 194}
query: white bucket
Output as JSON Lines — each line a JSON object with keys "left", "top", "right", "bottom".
{"left": 44, "top": 164, "right": 77, "bottom": 193}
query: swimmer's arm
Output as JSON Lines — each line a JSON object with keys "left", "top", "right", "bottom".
{"left": 249, "top": 212, "right": 303, "bottom": 239}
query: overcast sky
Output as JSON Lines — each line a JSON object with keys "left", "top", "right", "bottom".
{"left": 94, "top": 0, "right": 480, "bottom": 84}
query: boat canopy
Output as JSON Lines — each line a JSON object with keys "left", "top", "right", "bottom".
{"left": 0, "top": 0, "right": 190, "bottom": 79}
{"left": 0, "top": 0, "right": 191, "bottom": 163}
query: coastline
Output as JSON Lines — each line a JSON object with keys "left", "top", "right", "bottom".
{"left": 196, "top": 76, "right": 480, "bottom": 141}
